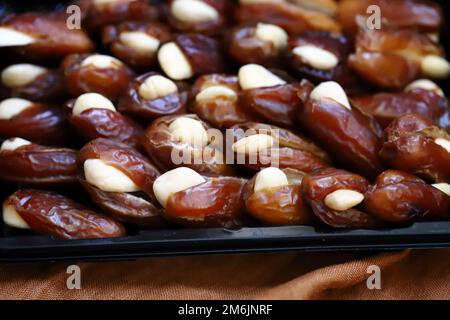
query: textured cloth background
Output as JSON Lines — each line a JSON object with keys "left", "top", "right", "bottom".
{"left": 0, "top": 249, "right": 449, "bottom": 299}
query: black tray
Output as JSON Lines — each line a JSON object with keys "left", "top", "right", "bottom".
{"left": 1, "top": 0, "right": 450, "bottom": 263}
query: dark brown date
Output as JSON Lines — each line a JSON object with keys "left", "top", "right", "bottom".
{"left": 302, "top": 167, "right": 383, "bottom": 228}
{"left": 167, "top": 0, "right": 231, "bottom": 36}
{"left": 190, "top": 74, "right": 253, "bottom": 129}
{"left": 0, "top": 66, "right": 65, "bottom": 103}
{"left": 365, "top": 170, "right": 450, "bottom": 224}
{"left": 234, "top": 1, "right": 341, "bottom": 35}
{"left": 117, "top": 72, "right": 188, "bottom": 122}
{"left": 242, "top": 168, "right": 315, "bottom": 226}
{"left": 339, "top": 0, "right": 443, "bottom": 36}
{"left": 380, "top": 113, "right": 450, "bottom": 182}
{"left": 239, "top": 79, "right": 314, "bottom": 128}
{"left": 351, "top": 85, "right": 449, "bottom": 129}
{"left": 77, "top": 0, "right": 159, "bottom": 33}
{"left": 299, "top": 89, "right": 384, "bottom": 178}
{"left": 288, "top": 32, "right": 362, "bottom": 93}
{"left": 225, "top": 23, "right": 287, "bottom": 67}
{"left": 0, "top": 100, "right": 72, "bottom": 146}
{"left": 142, "top": 114, "right": 234, "bottom": 175}
{"left": 230, "top": 122, "right": 331, "bottom": 173}
{"left": 0, "top": 140, "right": 77, "bottom": 185}
{"left": 61, "top": 53, "right": 135, "bottom": 101}
{"left": 102, "top": 21, "right": 172, "bottom": 71}
{"left": 165, "top": 176, "right": 246, "bottom": 228}
{"left": 0, "top": 12, "right": 94, "bottom": 62}
{"left": 5, "top": 189, "right": 126, "bottom": 239}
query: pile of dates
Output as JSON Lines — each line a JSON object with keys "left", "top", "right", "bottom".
{"left": 0, "top": 0, "right": 449, "bottom": 240}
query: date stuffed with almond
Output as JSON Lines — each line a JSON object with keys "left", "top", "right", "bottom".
{"left": 298, "top": 81, "right": 383, "bottom": 178}
{"left": 153, "top": 167, "right": 246, "bottom": 228}
{"left": 302, "top": 168, "right": 383, "bottom": 228}
{"left": 0, "top": 138, "right": 77, "bottom": 185}
{"left": 3, "top": 189, "right": 126, "bottom": 239}
{"left": 78, "top": 138, "right": 164, "bottom": 228}
{"left": 242, "top": 167, "right": 314, "bottom": 226}
{"left": 380, "top": 113, "right": 450, "bottom": 182}
{"left": 365, "top": 170, "right": 450, "bottom": 224}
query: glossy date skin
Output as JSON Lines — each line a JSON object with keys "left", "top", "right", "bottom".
{"left": 117, "top": 72, "right": 188, "bottom": 122}
{"left": 288, "top": 32, "right": 362, "bottom": 93}
{"left": 380, "top": 114, "right": 450, "bottom": 182}
{"left": 165, "top": 176, "right": 247, "bottom": 228}
{"left": 0, "top": 12, "right": 94, "bottom": 62}
{"left": 5, "top": 189, "right": 126, "bottom": 239}
{"left": 0, "top": 69, "right": 65, "bottom": 103}
{"left": 226, "top": 23, "right": 286, "bottom": 67}
{"left": 338, "top": 0, "right": 443, "bottom": 36}
{"left": 167, "top": 0, "right": 230, "bottom": 36}
{"left": 77, "top": 0, "right": 159, "bottom": 33}
{"left": 78, "top": 138, "right": 160, "bottom": 196}
{"left": 174, "top": 34, "right": 226, "bottom": 77}
{"left": 239, "top": 79, "right": 314, "bottom": 128}
{"left": 143, "top": 114, "right": 233, "bottom": 175}
{"left": 61, "top": 53, "right": 135, "bottom": 101}
{"left": 190, "top": 74, "right": 253, "bottom": 129}
{"left": 365, "top": 170, "right": 450, "bottom": 224}
{"left": 231, "top": 122, "right": 331, "bottom": 173}
{"left": 299, "top": 96, "right": 384, "bottom": 178}
{"left": 234, "top": 1, "right": 341, "bottom": 35}
{"left": 351, "top": 87, "right": 449, "bottom": 129}
{"left": 242, "top": 168, "right": 315, "bottom": 226}
{"left": 68, "top": 101, "right": 144, "bottom": 148}
{"left": 0, "top": 142, "right": 78, "bottom": 185}
{"left": 102, "top": 21, "right": 172, "bottom": 71}
{"left": 0, "top": 102, "right": 72, "bottom": 146}
{"left": 348, "top": 29, "right": 443, "bottom": 89}
{"left": 302, "top": 168, "right": 383, "bottom": 228}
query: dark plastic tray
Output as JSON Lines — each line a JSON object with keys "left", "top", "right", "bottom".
{"left": 1, "top": 0, "right": 450, "bottom": 262}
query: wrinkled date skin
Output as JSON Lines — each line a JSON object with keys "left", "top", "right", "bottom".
{"left": 0, "top": 143, "right": 77, "bottom": 185}
{"left": 68, "top": 101, "right": 144, "bottom": 148}
{"left": 61, "top": 53, "right": 135, "bottom": 101}
{"left": 78, "top": 138, "right": 163, "bottom": 227}
{"left": 242, "top": 168, "right": 315, "bottom": 226}
{"left": 78, "top": 138, "right": 160, "bottom": 196}
{"left": 225, "top": 23, "right": 286, "bottom": 67}
{"left": 351, "top": 88, "right": 450, "bottom": 129}
{"left": 348, "top": 29, "right": 443, "bottom": 89}
{"left": 6, "top": 189, "right": 126, "bottom": 239}
{"left": 190, "top": 74, "right": 253, "bottom": 128}
{"left": 0, "top": 103, "right": 72, "bottom": 146}
{"left": 234, "top": 1, "right": 341, "bottom": 35}
{"left": 380, "top": 114, "right": 450, "bottom": 182}
{"left": 165, "top": 176, "right": 247, "bottom": 228}
{"left": 102, "top": 21, "right": 172, "bottom": 71}
{"left": 231, "top": 122, "right": 331, "bottom": 173}
{"left": 365, "top": 170, "right": 450, "bottom": 224}
{"left": 239, "top": 79, "right": 314, "bottom": 128}
{"left": 339, "top": 0, "right": 443, "bottom": 36}
{"left": 174, "top": 34, "right": 226, "bottom": 76}
{"left": 299, "top": 97, "right": 384, "bottom": 178}
{"left": 142, "top": 114, "right": 233, "bottom": 175}
{"left": 288, "top": 32, "right": 362, "bottom": 93}
{"left": 0, "top": 69, "right": 65, "bottom": 103}
{"left": 302, "top": 168, "right": 383, "bottom": 228}
{"left": 0, "top": 12, "right": 94, "bottom": 62}
{"left": 77, "top": 0, "right": 159, "bottom": 33}
{"left": 80, "top": 180, "right": 165, "bottom": 229}
{"left": 167, "top": 0, "right": 231, "bottom": 35}
{"left": 118, "top": 72, "right": 188, "bottom": 121}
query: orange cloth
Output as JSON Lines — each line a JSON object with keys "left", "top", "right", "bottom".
{"left": 0, "top": 249, "right": 449, "bottom": 299}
